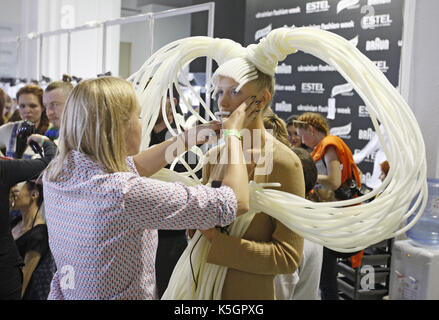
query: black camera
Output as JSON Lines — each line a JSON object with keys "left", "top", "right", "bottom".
{"left": 14, "top": 121, "right": 43, "bottom": 159}
{"left": 334, "top": 178, "right": 362, "bottom": 200}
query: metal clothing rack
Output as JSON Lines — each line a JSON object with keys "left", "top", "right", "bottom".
{"left": 0, "top": 3, "right": 215, "bottom": 90}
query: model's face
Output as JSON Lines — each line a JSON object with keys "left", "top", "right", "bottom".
{"left": 287, "top": 125, "right": 302, "bottom": 147}
{"left": 44, "top": 88, "right": 67, "bottom": 129}
{"left": 216, "top": 76, "right": 259, "bottom": 115}
{"left": 18, "top": 93, "right": 43, "bottom": 124}
{"left": 125, "top": 103, "right": 142, "bottom": 156}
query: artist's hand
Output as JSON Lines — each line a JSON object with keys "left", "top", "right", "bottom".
{"left": 180, "top": 121, "right": 222, "bottom": 148}
{"left": 200, "top": 227, "right": 219, "bottom": 243}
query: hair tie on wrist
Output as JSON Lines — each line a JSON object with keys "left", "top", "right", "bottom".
{"left": 223, "top": 129, "right": 242, "bottom": 140}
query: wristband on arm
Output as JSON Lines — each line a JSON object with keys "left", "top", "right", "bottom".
{"left": 223, "top": 129, "right": 242, "bottom": 140}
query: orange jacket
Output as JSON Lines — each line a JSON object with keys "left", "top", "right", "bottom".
{"left": 311, "top": 135, "right": 361, "bottom": 188}
{"left": 312, "top": 135, "right": 364, "bottom": 268}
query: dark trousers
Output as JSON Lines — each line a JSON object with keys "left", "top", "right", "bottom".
{"left": 155, "top": 230, "right": 188, "bottom": 299}
{"left": 320, "top": 247, "right": 359, "bottom": 300}
{"left": 320, "top": 247, "right": 340, "bottom": 300}
{"left": 0, "top": 265, "right": 22, "bottom": 300}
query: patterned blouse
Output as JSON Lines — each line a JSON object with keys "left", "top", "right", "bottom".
{"left": 42, "top": 150, "right": 237, "bottom": 300}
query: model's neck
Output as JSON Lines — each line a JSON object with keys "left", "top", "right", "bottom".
{"left": 20, "top": 204, "right": 40, "bottom": 230}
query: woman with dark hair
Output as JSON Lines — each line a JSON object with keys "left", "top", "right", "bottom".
{"left": 11, "top": 180, "right": 56, "bottom": 299}
{"left": 0, "top": 134, "right": 56, "bottom": 299}
{"left": 0, "top": 84, "right": 50, "bottom": 159}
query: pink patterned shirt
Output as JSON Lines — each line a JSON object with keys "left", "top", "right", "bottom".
{"left": 42, "top": 150, "right": 237, "bottom": 300}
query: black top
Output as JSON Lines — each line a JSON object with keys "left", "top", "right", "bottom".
{"left": 0, "top": 141, "right": 57, "bottom": 268}
{"left": 15, "top": 224, "right": 51, "bottom": 299}
{"left": 15, "top": 224, "right": 49, "bottom": 260}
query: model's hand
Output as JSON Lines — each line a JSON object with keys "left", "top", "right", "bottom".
{"left": 222, "top": 95, "right": 261, "bottom": 131}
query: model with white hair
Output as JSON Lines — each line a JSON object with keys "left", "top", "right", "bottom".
{"left": 129, "top": 27, "right": 428, "bottom": 299}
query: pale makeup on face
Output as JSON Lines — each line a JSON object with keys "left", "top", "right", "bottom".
{"left": 216, "top": 77, "right": 260, "bottom": 115}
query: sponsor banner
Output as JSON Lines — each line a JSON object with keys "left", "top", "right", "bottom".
{"left": 244, "top": 0, "right": 404, "bottom": 180}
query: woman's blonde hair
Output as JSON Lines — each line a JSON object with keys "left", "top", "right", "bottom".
{"left": 295, "top": 112, "right": 330, "bottom": 136}
{"left": 45, "top": 77, "right": 138, "bottom": 181}
{"left": 263, "top": 108, "right": 291, "bottom": 147}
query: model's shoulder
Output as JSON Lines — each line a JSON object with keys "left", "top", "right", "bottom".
{"left": 270, "top": 138, "right": 301, "bottom": 166}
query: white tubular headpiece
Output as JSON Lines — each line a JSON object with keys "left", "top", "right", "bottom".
{"left": 247, "top": 27, "right": 298, "bottom": 76}
{"left": 130, "top": 27, "right": 428, "bottom": 254}
{"left": 210, "top": 57, "right": 259, "bottom": 95}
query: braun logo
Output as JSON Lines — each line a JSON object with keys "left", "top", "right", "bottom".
{"left": 306, "top": 1, "right": 330, "bottom": 13}
{"left": 358, "top": 128, "right": 375, "bottom": 141}
{"left": 361, "top": 14, "right": 392, "bottom": 29}
{"left": 366, "top": 37, "right": 390, "bottom": 51}
{"left": 302, "top": 82, "right": 325, "bottom": 94}
{"left": 275, "top": 101, "right": 292, "bottom": 112}
{"left": 275, "top": 63, "right": 292, "bottom": 74}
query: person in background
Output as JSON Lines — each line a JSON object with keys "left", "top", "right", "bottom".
{"left": 274, "top": 147, "right": 324, "bottom": 300}
{"left": 0, "top": 88, "right": 7, "bottom": 126}
{"left": 286, "top": 114, "right": 312, "bottom": 152}
{"left": 11, "top": 180, "right": 55, "bottom": 299}
{"left": 379, "top": 160, "right": 389, "bottom": 183}
{"left": 263, "top": 111, "right": 323, "bottom": 300}
{"left": 295, "top": 112, "right": 362, "bottom": 300}
{"left": 42, "top": 76, "right": 255, "bottom": 299}
{"left": 7, "top": 97, "right": 21, "bottom": 123}
{"left": 262, "top": 108, "right": 291, "bottom": 147}
{"left": 0, "top": 134, "right": 57, "bottom": 300}
{"left": 43, "top": 78, "right": 74, "bottom": 142}
{"left": 0, "top": 89, "right": 7, "bottom": 156}
{"left": 0, "top": 84, "right": 49, "bottom": 159}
